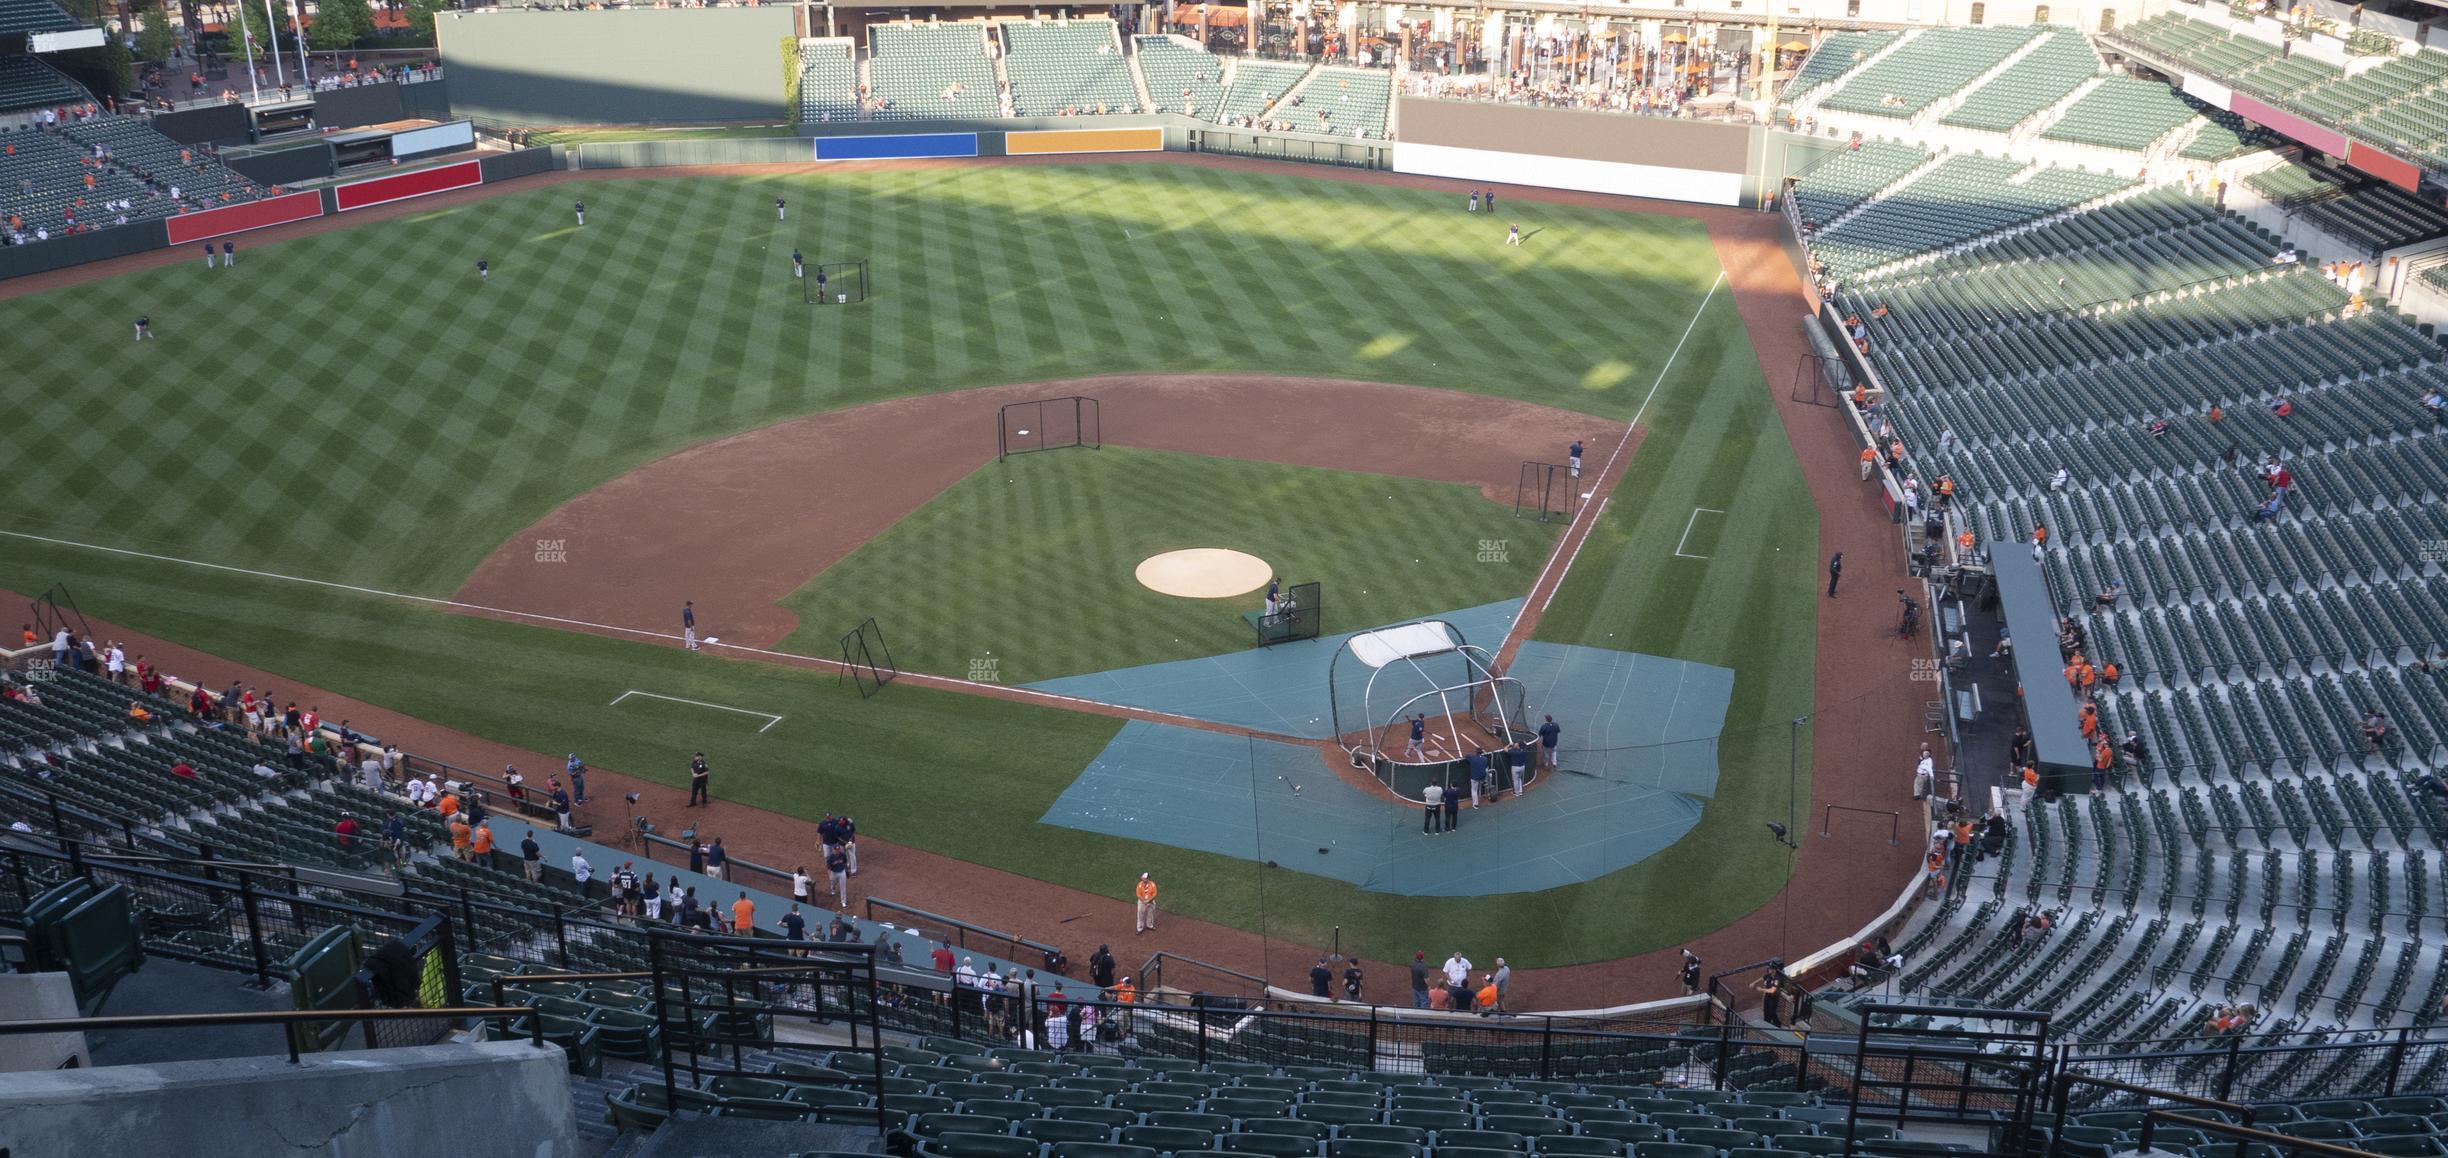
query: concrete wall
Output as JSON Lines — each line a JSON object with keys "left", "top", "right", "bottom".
{"left": 0, "top": 1039, "right": 577, "bottom": 1158}
{"left": 0, "top": 973, "right": 87, "bottom": 1072}
{"left": 438, "top": 6, "right": 796, "bottom": 127}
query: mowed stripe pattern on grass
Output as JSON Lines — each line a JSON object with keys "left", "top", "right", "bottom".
{"left": 776, "top": 447, "right": 1557, "bottom": 682}
{"left": 0, "top": 166, "right": 1714, "bottom": 599}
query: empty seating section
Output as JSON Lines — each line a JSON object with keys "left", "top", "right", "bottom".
{"left": 1818, "top": 26, "right": 2042, "bottom": 119}
{"left": 2299, "top": 182, "right": 2448, "bottom": 252}
{"left": 1940, "top": 31, "right": 2099, "bottom": 133}
{"left": 868, "top": 23, "right": 1000, "bottom": 121}
{"left": 1135, "top": 36, "right": 1226, "bottom": 118}
{"left": 2109, "top": 13, "right": 2277, "bottom": 79}
{"left": 2245, "top": 161, "right": 2339, "bottom": 209}
{"left": 1001, "top": 21, "right": 1139, "bottom": 117}
{"left": 2426, "top": 265, "right": 2448, "bottom": 295}
{"left": 1779, "top": 30, "right": 1898, "bottom": 104}
{"left": 1790, "top": 140, "right": 1929, "bottom": 228}
{"left": 1811, "top": 156, "right": 2132, "bottom": 277}
{"left": 1813, "top": 120, "right": 2448, "bottom": 1057}
{"left": 2110, "top": 11, "right": 2448, "bottom": 165}
{"left": 2237, "top": 53, "right": 2341, "bottom": 99}
{"left": 0, "top": 0, "right": 79, "bottom": 35}
{"left": 2179, "top": 109, "right": 2271, "bottom": 161}
{"left": 2040, "top": 76, "right": 2201, "bottom": 152}
{"left": 1278, "top": 67, "right": 1391, "bottom": 139}
{"left": 797, "top": 40, "right": 859, "bottom": 122}
{"left": 2293, "top": 48, "right": 2448, "bottom": 125}
{"left": 0, "top": 54, "right": 85, "bottom": 114}
{"left": 1219, "top": 61, "right": 1309, "bottom": 126}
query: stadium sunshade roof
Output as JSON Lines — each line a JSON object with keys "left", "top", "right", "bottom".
{"left": 0, "top": 0, "right": 84, "bottom": 35}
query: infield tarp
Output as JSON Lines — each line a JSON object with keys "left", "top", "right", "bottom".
{"left": 1039, "top": 716, "right": 1715, "bottom": 896}
{"left": 1026, "top": 600, "right": 1525, "bottom": 738}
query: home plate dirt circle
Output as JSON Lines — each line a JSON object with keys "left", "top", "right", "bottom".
{"left": 1134, "top": 549, "right": 1272, "bottom": 599}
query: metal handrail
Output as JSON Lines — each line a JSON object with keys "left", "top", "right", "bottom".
{"left": 2047, "top": 1074, "right": 2254, "bottom": 1158}
{"left": 2136, "top": 1111, "right": 2381, "bottom": 1158}
{"left": 0, "top": 1005, "right": 542, "bottom": 1065}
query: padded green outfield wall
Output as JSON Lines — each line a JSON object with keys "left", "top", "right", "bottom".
{"left": 436, "top": 7, "right": 794, "bottom": 127}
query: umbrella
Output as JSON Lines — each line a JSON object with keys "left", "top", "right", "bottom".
{"left": 1781, "top": 39, "right": 1810, "bottom": 50}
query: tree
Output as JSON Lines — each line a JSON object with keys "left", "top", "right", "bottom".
{"left": 135, "top": 3, "right": 179, "bottom": 64}
{"left": 402, "top": 0, "right": 445, "bottom": 45}
{"left": 309, "top": 0, "right": 369, "bottom": 51}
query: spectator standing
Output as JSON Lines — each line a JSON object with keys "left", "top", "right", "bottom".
{"left": 471, "top": 820, "right": 495, "bottom": 870}
{"left": 382, "top": 813, "right": 406, "bottom": 863}
{"left": 706, "top": 838, "right": 728, "bottom": 881}
{"left": 1311, "top": 958, "right": 1333, "bottom": 998}
{"left": 571, "top": 850, "right": 593, "bottom": 898}
{"left": 521, "top": 831, "right": 542, "bottom": 881}
{"left": 792, "top": 865, "right": 811, "bottom": 906}
{"left": 1493, "top": 958, "right": 1511, "bottom": 1008}
{"left": 731, "top": 892, "right": 755, "bottom": 933}
{"left": 1443, "top": 951, "right": 1473, "bottom": 990}
{"left": 1410, "top": 951, "right": 1432, "bottom": 1008}
{"left": 1423, "top": 782, "right": 1444, "bottom": 834}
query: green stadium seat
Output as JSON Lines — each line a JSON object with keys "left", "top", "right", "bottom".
{"left": 1675, "top": 1128, "right": 1762, "bottom": 1151}
{"left": 1578, "top": 1123, "right": 1664, "bottom": 1144}
{"left": 1244, "top": 1120, "right": 1334, "bottom": 1142}
{"left": 917, "top": 1113, "right": 1020, "bottom": 1138}
{"left": 1329, "top": 1141, "right": 1422, "bottom": 1158}
{"left": 715, "top": 1096, "right": 815, "bottom": 1121}
{"left": 1052, "top": 1146, "right": 1161, "bottom": 1158}
{"left": 1220, "top": 1133, "right": 1322, "bottom": 1158}
{"left": 1434, "top": 1131, "right": 1527, "bottom": 1152}
{"left": 1123, "top": 1125, "right": 1224, "bottom": 1153}
{"left": 926, "top": 1133, "right": 1046, "bottom": 1158}
{"left": 1055, "top": 1108, "right": 1142, "bottom": 1130}
{"left": 1023, "top": 1120, "right": 1120, "bottom": 1145}
{"left": 606, "top": 1083, "right": 720, "bottom": 1131}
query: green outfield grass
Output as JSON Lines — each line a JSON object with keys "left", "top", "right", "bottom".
{"left": 775, "top": 448, "right": 1557, "bottom": 682}
{"left": 0, "top": 162, "right": 1814, "bottom": 966}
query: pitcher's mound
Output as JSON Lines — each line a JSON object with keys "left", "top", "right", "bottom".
{"left": 1136, "top": 549, "right": 1271, "bottom": 599}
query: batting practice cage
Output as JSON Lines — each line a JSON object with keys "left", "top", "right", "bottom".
{"left": 1514, "top": 460, "right": 1579, "bottom": 522}
{"left": 804, "top": 260, "right": 870, "bottom": 305}
{"left": 1328, "top": 620, "right": 1531, "bottom": 802}
{"left": 997, "top": 395, "right": 1101, "bottom": 460}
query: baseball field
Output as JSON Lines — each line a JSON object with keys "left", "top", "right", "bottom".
{"left": 0, "top": 158, "right": 1827, "bottom": 971}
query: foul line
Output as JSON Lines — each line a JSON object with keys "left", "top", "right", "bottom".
{"left": 1515, "top": 269, "right": 1727, "bottom": 630}
{"left": 0, "top": 528, "right": 1317, "bottom": 746}
{"left": 1674, "top": 508, "right": 1726, "bottom": 560}
{"left": 610, "top": 689, "right": 783, "bottom": 733}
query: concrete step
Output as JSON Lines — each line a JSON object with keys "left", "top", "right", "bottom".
{"left": 634, "top": 1114, "right": 885, "bottom": 1158}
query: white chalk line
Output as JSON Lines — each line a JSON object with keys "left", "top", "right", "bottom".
{"left": 1514, "top": 269, "right": 1727, "bottom": 633}
{"left": 1674, "top": 507, "right": 1727, "bottom": 560}
{"left": 0, "top": 528, "right": 1308, "bottom": 742}
{"left": 610, "top": 689, "right": 784, "bottom": 733}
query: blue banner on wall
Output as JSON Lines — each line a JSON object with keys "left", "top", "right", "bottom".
{"left": 814, "top": 133, "right": 980, "bottom": 161}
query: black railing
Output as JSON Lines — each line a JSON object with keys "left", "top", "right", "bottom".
{"left": 0, "top": 1006, "right": 542, "bottom": 1065}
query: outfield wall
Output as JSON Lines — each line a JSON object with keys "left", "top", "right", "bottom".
{"left": 437, "top": 7, "right": 795, "bottom": 127}
{"left": 1393, "top": 99, "right": 1759, "bottom": 208}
